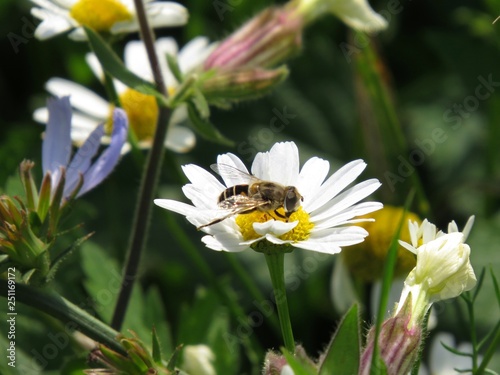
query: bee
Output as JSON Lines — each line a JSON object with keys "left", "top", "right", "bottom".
{"left": 197, "top": 164, "right": 303, "bottom": 230}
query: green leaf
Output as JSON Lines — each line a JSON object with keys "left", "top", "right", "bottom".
{"left": 319, "top": 304, "right": 360, "bottom": 375}
{"left": 167, "top": 345, "right": 183, "bottom": 371}
{"left": 281, "top": 348, "right": 317, "bottom": 375}
{"left": 166, "top": 53, "right": 183, "bottom": 83}
{"left": 490, "top": 266, "right": 500, "bottom": 309}
{"left": 84, "top": 27, "right": 168, "bottom": 105}
{"left": 187, "top": 101, "right": 234, "bottom": 146}
{"left": 151, "top": 327, "right": 162, "bottom": 364}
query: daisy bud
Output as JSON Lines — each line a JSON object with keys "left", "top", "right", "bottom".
{"left": 360, "top": 295, "right": 422, "bottom": 375}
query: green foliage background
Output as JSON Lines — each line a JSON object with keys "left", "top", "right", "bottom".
{"left": 1, "top": 0, "right": 500, "bottom": 373}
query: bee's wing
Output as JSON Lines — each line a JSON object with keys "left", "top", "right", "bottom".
{"left": 210, "top": 163, "right": 261, "bottom": 184}
{"left": 217, "top": 194, "right": 266, "bottom": 210}
{"left": 197, "top": 195, "right": 268, "bottom": 230}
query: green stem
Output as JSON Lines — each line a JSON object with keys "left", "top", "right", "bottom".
{"left": 0, "top": 280, "right": 125, "bottom": 355}
{"left": 110, "top": 0, "right": 171, "bottom": 331}
{"left": 264, "top": 251, "right": 295, "bottom": 353}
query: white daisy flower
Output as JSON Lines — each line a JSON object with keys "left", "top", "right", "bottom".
{"left": 33, "top": 36, "right": 216, "bottom": 153}
{"left": 154, "top": 141, "right": 383, "bottom": 254}
{"left": 30, "top": 0, "right": 188, "bottom": 41}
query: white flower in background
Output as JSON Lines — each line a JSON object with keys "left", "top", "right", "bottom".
{"left": 30, "top": 0, "right": 187, "bottom": 41}
{"left": 402, "top": 216, "right": 475, "bottom": 254}
{"left": 155, "top": 141, "right": 382, "bottom": 254}
{"left": 396, "top": 217, "right": 477, "bottom": 327}
{"left": 181, "top": 345, "right": 216, "bottom": 375}
{"left": 33, "top": 37, "right": 215, "bottom": 153}
{"left": 418, "top": 332, "right": 480, "bottom": 375}
{"left": 293, "top": 0, "right": 388, "bottom": 32}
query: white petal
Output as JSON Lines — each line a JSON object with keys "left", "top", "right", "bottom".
{"left": 216, "top": 153, "right": 251, "bottom": 186}
{"left": 144, "top": 2, "right": 189, "bottom": 27}
{"left": 68, "top": 27, "right": 87, "bottom": 41}
{"left": 31, "top": 0, "right": 71, "bottom": 17}
{"left": 253, "top": 220, "right": 298, "bottom": 236}
{"left": 330, "top": 0, "right": 388, "bottom": 33}
{"left": 110, "top": 2, "right": 188, "bottom": 34}
{"left": 312, "top": 201, "right": 383, "bottom": 230}
{"left": 297, "top": 156, "right": 330, "bottom": 201}
{"left": 164, "top": 125, "right": 195, "bottom": 153}
{"left": 251, "top": 142, "right": 300, "bottom": 183}
{"left": 85, "top": 53, "right": 104, "bottom": 82}
{"left": 182, "top": 164, "right": 225, "bottom": 192}
{"left": 309, "top": 179, "right": 381, "bottom": 223}
{"left": 331, "top": 257, "right": 360, "bottom": 313}
{"left": 268, "top": 141, "right": 300, "bottom": 186}
{"left": 178, "top": 36, "right": 216, "bottom": 74}
{"left": 123, "top": 40, "right": 153, "bottom": 81}
{"left": 32, "top": 12, "right": 73, "bottom": 40}
{"left": 293, "top": 226, "right": 368, "bottom": 254}
{"left": 202, "top": 233, "right": 248, "bottom": 252}
{"left": 304, "top": 159, "right": 366, "bottom": 213}
{"left": 45, "top": 78, "right": 109, "bottom": 119}
{"left": 154, "top": 198, "right": 199, "bottom": 217}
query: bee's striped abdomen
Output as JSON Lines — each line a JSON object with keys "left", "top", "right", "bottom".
{"left": 218, "top": 184, "right": 250, "bottom": 203}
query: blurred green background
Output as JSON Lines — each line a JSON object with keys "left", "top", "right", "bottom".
{"left": 1, "top": 0, "right": 500, "bottom": 373}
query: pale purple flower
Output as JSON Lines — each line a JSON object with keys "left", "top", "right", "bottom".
{"left": 42, "top": 96, "right": 128, "bottom": 199}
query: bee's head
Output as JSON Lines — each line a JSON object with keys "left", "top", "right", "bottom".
{"left": 284, "top": 186, "right": 303, "bottom": 216}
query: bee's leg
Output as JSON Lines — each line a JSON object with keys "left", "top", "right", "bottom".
{"left": 273, "top": 209, "right": 287, "bottom": 220}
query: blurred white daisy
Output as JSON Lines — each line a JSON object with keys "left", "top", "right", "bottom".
{"left": 418, "top": 332, "right": 481, "bottom": 375}
{"left": 30, "top": 0, "right": 188, "bottom": 41}
{"left": 34, "top": 36, "right": 215, "bottom": 153}
{"left": 155, "top": 141, "right": 383, "bottom": 254}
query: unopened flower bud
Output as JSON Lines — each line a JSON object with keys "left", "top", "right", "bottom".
{"left": 0, "top": 195, "right": 50, "bottom": 280}
{"left": 204, "top": 7, "right": 303, "bottom": 71}
{"left": 182, "top": 345, "right": 216, "bottom": 375}
{"left": 360, "top": 295, "right": 421, "bottom": 375}
{"left": 202, "top": 66, "right": 289, "bottom": 103}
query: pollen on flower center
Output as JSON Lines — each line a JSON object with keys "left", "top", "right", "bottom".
{"left": 118, "top": 89, "right": 158, "bottom": 141}
{"left": 70, "top": 0, "right": 132, "bottom": 32}
{"left": 236, "top": 207, "right": 314, "bottom": 242}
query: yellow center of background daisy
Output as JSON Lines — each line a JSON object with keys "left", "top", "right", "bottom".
{"left": 236, "top": 207, "right": 314, "bottom": 242}
{"left": 342, "top": 206, "right": 420, "bottom": 282}
{"left": 70, "top": 0, "right": 132, "bottom": 32}
{"left": 119, "top": 89, "right": 159, "bottom": 141}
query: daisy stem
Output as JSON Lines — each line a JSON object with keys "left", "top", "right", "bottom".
{"left": 110, "top": 0, "right": 171, "bottom": 331}
{"left": 265, "top": 251, "right": 295, "bottom": 353}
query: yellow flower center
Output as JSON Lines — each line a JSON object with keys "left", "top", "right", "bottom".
{"left": 342, "top": 206, "right": 420, "bottom": 282}
{"left": 118, "top": 89, "right": 158, "bottom": 142}
{"left": 236, "top": 207, "right": 314, "bottom": 243}
{"left": 70, "top": 0, "right": 132, "bottom": 32}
